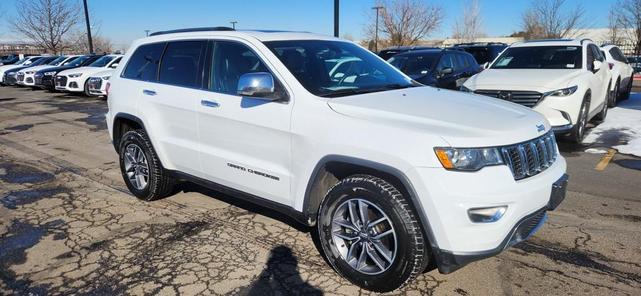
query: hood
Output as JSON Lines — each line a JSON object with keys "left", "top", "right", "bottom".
{"left": 21, "top": 65, "right": 52, "bottom": 73}
{"left": 35, "top": 65, "right": 78, "bottom": 75}
{"left": 91, "top": 69, "right": 113, "bottom": 78}
{"left": 465, "top": 69, "right": 583, "bottom": 91}
{"left": 58, "top": 66, "right": 103, "bottom": 77}
{"left": 327, "top": 86, "right": 550, "bottom": 147}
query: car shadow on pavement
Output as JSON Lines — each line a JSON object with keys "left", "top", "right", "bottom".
{"left": 239, "top": 245, "right": 324, "bottom": 295}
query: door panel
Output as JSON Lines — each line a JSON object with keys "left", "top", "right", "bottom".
{"left": 197, "top": 40, "right": 292, "bottom": 205}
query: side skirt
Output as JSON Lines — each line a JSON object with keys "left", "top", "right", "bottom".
{"left": 167, "top": 170, "right": 311, "bottom": 226}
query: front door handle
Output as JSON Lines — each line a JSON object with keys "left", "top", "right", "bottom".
{"left": 143, "top": 89, "right": 156, "bottom": 96}
{"left": 201, "top": 99, "right": 220, "bottom": 108}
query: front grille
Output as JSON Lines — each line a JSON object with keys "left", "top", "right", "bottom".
{"left": 475, "top": 90, "right": 543, "bottom": 108}
{"left": 55, "top": 76, "right": 67, "bottom": 87}
{"left": 34, "top": 76, "right": 43, "bottom": 85}
{"left": 16, "top": 73, "right": 25, "bottom": 82}
{"left": 88, "top": 77, "right": 102, "bottom": 90}
{"left": 501, "top": 132, "right": 557, "bottom": 180}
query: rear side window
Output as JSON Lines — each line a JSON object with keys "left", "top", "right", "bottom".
{"left": 609, "top": 47, "right": 627, "bottom": 63}
{"left": 456, "top": 53, "right": 469, "bottom": 69}
{"left": 159, "top": 41, "right": 206, "bottom": 88}
{"left": 122, "top": 43, "right": 166, "bottom": 81}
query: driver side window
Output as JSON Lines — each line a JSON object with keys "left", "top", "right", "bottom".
{"left": 436, "top": 54, "right": 454, "bottom": 72}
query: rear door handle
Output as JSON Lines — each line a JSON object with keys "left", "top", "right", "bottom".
{"left": 143, "top": 89, "right": 156, "bottom": 96}
{"left": 201, "top": 99, "right": 220, "bottom": 108}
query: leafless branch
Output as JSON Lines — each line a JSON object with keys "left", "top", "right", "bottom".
{"left": 10, "top": 0, "right": 80, "bottom": 54}
{"left": 520, "top": 0, "right": 585, "bottom": 39}
{"left": 452, "top": 0, "right": 485, "bottom": 42}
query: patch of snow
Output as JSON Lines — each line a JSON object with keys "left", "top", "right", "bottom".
{"left": 584, "top": 92, "right": 641, "bottom": 157}
{"left": 584, "top": 148, "right": 608, "bottom": 154}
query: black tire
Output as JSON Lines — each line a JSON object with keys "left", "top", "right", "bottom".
{"left": 317, "top": 174, "right": 428, "bottom": 292}
{"left": 621, "top": 78, "right": 632, "bottom": 101}
{"left": 568, "top": 94, "right": 590, "bottom": 144}
{"left": 118, "top": 130, "right": 175, "bottom": 201}
{"left": 608, "top": 80, "right": 618, "bottom": 108}
{"left": 595, "top": 83, "right": 610, "bottom": 122}
{"left": 84, "top": 80, "right": 91, "bottom": 97}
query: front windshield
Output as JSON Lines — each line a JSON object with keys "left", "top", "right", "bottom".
{"left": 48, "top": 56, "right": 66, "bottom": 65}
{"left": 264, "top": 40, "right": 415, "bottom": 97}
{"left": 67, "top": 56, "right": 90, "bottom": 67}
{"left": 89, "top": 56, "right": 115, "bottom": 67}
{"left": 388, "top": 54, "right": 438, "bottom": 77}
{"left": 491, "top": 46, "right": 582, "bottom": 69}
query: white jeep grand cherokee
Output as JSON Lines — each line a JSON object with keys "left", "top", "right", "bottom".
{"left": 463, "top": 39, "right": 612, "bottom": 143}
{"left": 106, "top": 28, "right": 568, "bottom": 292}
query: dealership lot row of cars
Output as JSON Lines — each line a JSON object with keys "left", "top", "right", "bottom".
{"left": 0, "top": 53, "right": 121, "bottom": 97}
{"left": 379, "top": 40, "right": 634, "bottom": 144}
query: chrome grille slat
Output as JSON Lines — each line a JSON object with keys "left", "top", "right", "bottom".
{"left": 474, "top": 89, "right": 544, "bottom": 108}
{"left": 500, "top": 132, "right": 558, "bottom": 180}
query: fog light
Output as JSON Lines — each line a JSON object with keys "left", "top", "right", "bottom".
{"left": 468, "top": 206, "right": 507, "bottom": 223}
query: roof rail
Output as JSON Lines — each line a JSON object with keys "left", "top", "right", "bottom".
{"left": 149, "top": 27, "right": 235, "bottom": 37}
{"left": 580, "top": 38, "right": 594, "bottom": 44}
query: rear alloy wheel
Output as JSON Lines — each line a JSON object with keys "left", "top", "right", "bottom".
{"left": 608, "top": 81, "right": 618, "bottom": 108}
{"left": 621, "top": 79, "right": 632, "bottom": 101}
{"left": 119, "top": 130, "right": 175, "bottom": 201}
{"left": 318, "top": 175, "right": 428, "bottom": 292}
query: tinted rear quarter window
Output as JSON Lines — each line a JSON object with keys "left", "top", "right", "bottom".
{"left": 159, "top": 41, "right": 206, "bottom": 88}
{"left": 123, "top": 43, "right": 166, "bottom": 81}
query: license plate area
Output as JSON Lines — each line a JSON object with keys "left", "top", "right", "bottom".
{"left": 548, "top": 174, "right": 568, "bottom": 210}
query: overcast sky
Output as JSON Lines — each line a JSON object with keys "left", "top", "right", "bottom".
{"left": 0, "top": 0, "right": 613, "bottom": 50}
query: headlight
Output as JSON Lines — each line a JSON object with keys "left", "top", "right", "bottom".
{"left": 434, "top": 147, "right": 504, "bottom": 171}
{"left": 460, "top": 85, "right": 473, "bottom": 92}
{"left": 544, "top": 85, "right": 578, "bottom": 97}
{"left": 102, "top": 75, "right": 111, "bottom": 80}
{"left": 25, "top": 71, "right": 34, "bottom": 74}
{"left": 68, "top": 73, "right": 82, "bottom": 78}
{"left": 44, "top": 71, "right": 56, "bottom": 76}
{"left": 7, "top": 72, "right": 15, "bottom": 75}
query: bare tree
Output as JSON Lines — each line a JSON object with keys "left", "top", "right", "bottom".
{"left": 364, "top": 0, "right": 444, "bottom": 48}
{"left": 612, "top": 0, "right": 641, "bottom": 55}
{"left": 608, "top": 8, "right": 624, "bottom": 45}
{"left": 520, "top": 0, "right": 585, "bottom": 39}
{"left": 10, "top": 0, "right": 80, "bottom": 53}
{"left": 452, "top": 0, "right": 485, "bottom": 42}
{"left": 66, "top": 30, "right": 113, "bottom": 54}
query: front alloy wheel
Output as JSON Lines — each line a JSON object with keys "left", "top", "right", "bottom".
{"left": 331, "top": 198, "right": 397, "bottom": 275}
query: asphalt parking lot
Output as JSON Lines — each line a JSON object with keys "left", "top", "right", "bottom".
{"left": 0, "top": 86, "right": 640, "bottom": 295}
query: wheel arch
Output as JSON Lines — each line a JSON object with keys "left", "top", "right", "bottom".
{"left": 112, "top": 112, "right": 146, "bottom": 151}
{"left": 302, "top": 155, "right": 441, "bottom": 252}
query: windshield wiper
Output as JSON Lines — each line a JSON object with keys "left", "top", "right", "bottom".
{"left": 319, "top": 83, "right": 416, "bottom": 98}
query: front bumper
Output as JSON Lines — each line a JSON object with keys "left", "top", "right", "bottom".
{"left": 406, "top": 155, "right": 567, "bottom": 273}
{"left": 434, "top": 174, "right": 567, "bottom": 273}
{"left": 36, "top": 75, "right": 55, "bottom": 89}
{"left": 56, "top": 76, "right": 84, "bottom": 92}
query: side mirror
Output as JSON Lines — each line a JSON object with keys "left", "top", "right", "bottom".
{"left": 593, "top": 60, "right": 602, "bottom": 72}
{"left": 110, "top": 63, "right": 119, "bottom": 69}
{"left": 439, "top": 67, "right": 453, "bottom": 76}
{"left": 237, "top": 72, "right": 276, "bottom": 100}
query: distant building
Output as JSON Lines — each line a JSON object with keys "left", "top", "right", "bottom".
{"left": 0, "top": 39, "right": 44, "bottom": 55}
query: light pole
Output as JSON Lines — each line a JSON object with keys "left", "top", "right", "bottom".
{"left": 144, "top": 30, "right": 150, "bottom": 37}
{"left": 372, "top": 6, "right": 383, "bottom": 52}
{"left": 334, "top": 0, "right": 339, "bottom": 37}
{"left": 230, "top": 21, "right": 238, "bottom": 29}
{"left": 83, "top": 0, "right": 93, "bottom": 54}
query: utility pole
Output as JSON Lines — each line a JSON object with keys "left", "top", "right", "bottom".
{"left": 83, "top": 0, "right": 94, "bottom": 54}
{"left": 372, "top": 6, "right": 383, "bottom": 52}
{"left": 145, "top": 30, "right": 150, "bottom": 37}
{"left": 334, "top": 0, "right": 339, "bottom": 37}
{"left": 230, "top": 21, "right": 238, "bottom": 29}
